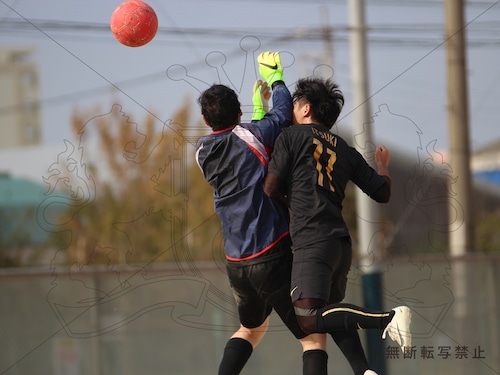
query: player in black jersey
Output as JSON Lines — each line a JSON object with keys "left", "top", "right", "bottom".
{"left": 264, "top": 77, "right": 412, "bottom": 375}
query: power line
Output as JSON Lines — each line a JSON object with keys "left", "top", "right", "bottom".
{"left": 0, "top": 24, "right": 498, "bottom": 115}
{"left": 1, "top": 2, "right": 498, "bottom": 115}
{"left": 1, "top": 18, "right": 499, "bottom": 35}
{"left": 216, "top": 0, "right": 499, "bottom": 7}
{"left": 1, "top": 19, "right": 499, "bottom": 49}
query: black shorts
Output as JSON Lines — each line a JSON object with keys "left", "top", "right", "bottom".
{"left": 290, "top": 236, "right": 352, "bottom": 304}
{"left": 226, "top": 236, "right": 307, "bottom": 339}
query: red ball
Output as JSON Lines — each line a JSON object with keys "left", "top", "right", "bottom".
{"left": 110, "top": 0, "right": 158, "bottom": 47}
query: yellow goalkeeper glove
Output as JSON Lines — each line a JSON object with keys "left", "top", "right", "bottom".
{"left": 258, "top": 51, "right": 283, "bottom": 87}
{"left": 251, "top": 79, "right": 271, "bottom": 121}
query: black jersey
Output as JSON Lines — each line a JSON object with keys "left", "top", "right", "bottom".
{"left": 267, "top": 124, "right": 386, "bottom": 248}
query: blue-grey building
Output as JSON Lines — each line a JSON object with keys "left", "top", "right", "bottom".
{"left": 472, "top": 140, "right": 500, "bottom": 186}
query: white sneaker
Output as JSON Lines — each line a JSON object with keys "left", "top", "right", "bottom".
{"left": 364, "top": 370, "right": 378, "bottom": 375}
{"left": 382, "top": 306, "right": 412, "bottom": 350}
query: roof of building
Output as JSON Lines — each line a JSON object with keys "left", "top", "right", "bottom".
{"left": 0, "top": 172, "right": 47, "bottom": 206}
{"left": 474, "top": 139, "right": 500, "bottom": 156}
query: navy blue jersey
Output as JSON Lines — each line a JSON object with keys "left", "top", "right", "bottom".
{"left": 195, "top": 83, "right": 292, "bottom": 261}
{"left": 267, "top": 124, "right": 386, "bottom": 248}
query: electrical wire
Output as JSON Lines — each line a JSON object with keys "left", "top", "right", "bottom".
{"left": 0, "top": 1, "right": 498, "bottom": 115}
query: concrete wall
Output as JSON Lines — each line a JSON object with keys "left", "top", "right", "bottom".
{"left": 1, "top": 257, "right": 499, "bottom": 375}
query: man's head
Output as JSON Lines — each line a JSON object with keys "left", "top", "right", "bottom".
{"left": 292, "top": 77, "right": 345, "bottom": 128}
{"left": 198, "top": 84, "right": 242, "bottom": 131}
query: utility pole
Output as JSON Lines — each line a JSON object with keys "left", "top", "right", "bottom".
{"left": 445, "top": 0, "right": 472, "bottom": 361}
{"left": 445, "top": 0, "right": 473, "bottom": 256}
{"left": 321, "top": 7, "right": 334, "bottom": 69}
{"left": 347, "top": 0, "right": 386, "bottom": 373}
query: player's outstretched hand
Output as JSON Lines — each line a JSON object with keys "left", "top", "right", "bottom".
{"left": 258, "top": 51, "right": 283, "bottom": 87}
{"left": 252, "top": 79, "right": 271, "bottom": 121}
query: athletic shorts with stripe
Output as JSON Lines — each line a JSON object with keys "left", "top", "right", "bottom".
{"left": 226, "top": 235, "right": 307, "bottom": 339}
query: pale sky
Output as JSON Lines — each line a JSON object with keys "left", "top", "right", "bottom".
{"left": 1, "top": 0, "right": 500, "bottom": 178}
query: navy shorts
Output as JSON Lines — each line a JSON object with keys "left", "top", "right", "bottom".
{"left": 290, "top": 236, "right": 352, "bottom": 304}
{"left": 226, "top": 236, "right": 307, "bottom": 339}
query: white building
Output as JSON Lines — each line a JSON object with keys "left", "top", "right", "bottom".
{"left": 0, "top": 46, "right": 42, "bottom": 148}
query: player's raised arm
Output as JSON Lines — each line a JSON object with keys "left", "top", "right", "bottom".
{"left": 250, "top": 51, "right": 292, "bottom": 138}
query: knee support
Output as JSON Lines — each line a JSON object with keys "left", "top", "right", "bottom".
{"left": 294, "top": 305, "right": 319, "bottom": 334}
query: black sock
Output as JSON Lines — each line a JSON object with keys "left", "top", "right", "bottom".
{"left": 218, "top": 338, "right": 253, "bottom": 375}
{"left": 303, "top": 349, "right": 328, "bottom": 375}
{"left": 316, "top": 303, "right": 395, "bottom": 332}
{"left": 330, "top": 330, "right": 369, "bottom": 375}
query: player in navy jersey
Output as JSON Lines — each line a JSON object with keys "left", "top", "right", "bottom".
{"left": 264, "top": 77, "right": 412, "bottom": 375}
{"left": 196, "top": 53, "right": 327, "bottom": 375}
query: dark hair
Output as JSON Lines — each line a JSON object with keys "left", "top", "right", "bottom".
{"left": 292, "top": 77, "right": 345, "bottom": 128}
{"left": 198, "top": 84, "right": 241, "bottom": 131}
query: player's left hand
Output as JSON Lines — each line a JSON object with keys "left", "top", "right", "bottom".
{"left": 375, "top": 145, "right": 390, "bottom": 167}
{"left": 251, "top": 79, "right": 271, "bottom": 121}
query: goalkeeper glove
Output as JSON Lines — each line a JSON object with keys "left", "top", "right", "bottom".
{"left": 258, "top": 51, "right": 283, "bottom": 87}
{"left": 251, "top": 79, "right": 271, "bottom": 121}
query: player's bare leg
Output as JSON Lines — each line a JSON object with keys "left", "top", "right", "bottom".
{"left": 218, "top": 318, "right": 269, "bottom": 375}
